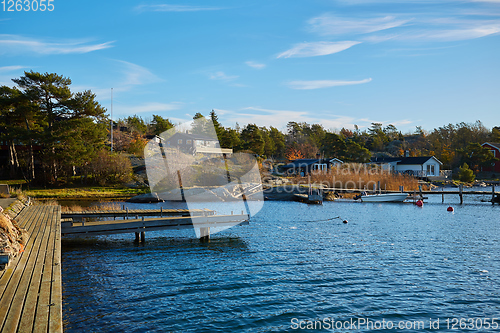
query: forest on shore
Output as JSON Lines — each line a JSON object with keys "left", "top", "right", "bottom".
{"left": 1, "top": 71, "right": 499, "bottom": 186}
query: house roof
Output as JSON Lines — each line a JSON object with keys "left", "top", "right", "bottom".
{"left": 482, "top": 142, "right": 500, "bottom": 151}
{"left": 282, "top": 158, "right": 338, "bottom": 169}
{"left": 168, "top": 132, "right": 218, "bottom": 141}
{"left": 371, "top": 156, "right": 442, "bottom": 165}
{"left": 370, "top": 157, "right": 401, "bottom": 164}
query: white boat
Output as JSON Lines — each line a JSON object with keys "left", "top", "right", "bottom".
{"left": 360, "top": 193, "right": 408, "bottom": 202}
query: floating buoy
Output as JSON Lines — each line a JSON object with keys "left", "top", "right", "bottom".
{"left": 447, "top": 206, "right": 454, "bottom": 212}
{"left": 343, "top": 220, "right": 348, "bottom": 224}
{"left": 416, "top": 200, "right": 423, "bottom": 207}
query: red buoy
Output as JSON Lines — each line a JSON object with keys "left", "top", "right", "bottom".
{"left": 416, "top": 200, "right": 423, "bottom": 207}
{"left": 447, "top": 206, "right": 454, "bottom": 212}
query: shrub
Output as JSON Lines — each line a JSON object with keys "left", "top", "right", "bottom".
{"left": 458, "top": 163, "right": 475, "bottom": 183}
{"left": 87, "top": 150, "right": 133, "bottom": 186}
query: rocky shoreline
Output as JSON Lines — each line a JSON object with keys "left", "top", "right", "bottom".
{"left": 0, "top": 198, "right": 29, "bottom": 271}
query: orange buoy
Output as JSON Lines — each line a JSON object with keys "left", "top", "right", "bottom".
{"left": 447, "top": 206, "right": 454, "bottom": 212}
{"left": 416, "top": 200, "right": 423, "bottom": 207}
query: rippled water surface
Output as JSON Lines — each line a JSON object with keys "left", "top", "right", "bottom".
{"left": 62, "top": 193, "right": 500, "bottom": 332}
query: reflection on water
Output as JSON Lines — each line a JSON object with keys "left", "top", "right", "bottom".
{"left": 62, "top": 196, "right": 500, "bottom": 332}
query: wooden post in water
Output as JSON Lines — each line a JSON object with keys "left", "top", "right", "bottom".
{"left": 135, "top": 232, "right": 140, "bottom": 242}
{"left": 459, "top": 184, "right": 463, "bottom": 204}
{"left": 141, "top": 232, "right": 145, "bottom": 242}
{"left": 373, "top": 183, "right": 376, "bottom": 194}
{"left": 493, "top": 185, "right": 496, "bottom": 204}
{"left": 419, "top": 185, "right": 423, "bottom": 200}
{"left": 177, "top": 170, "right": 185, "bottom": 202}
{"left": 442, "top": 187, "right": 444, "bottom": 203}
{"left": 200, "top": 227, "right": 210, "bottom": 242}
{"left": 378, "top": 181, "right": 381, "bottom": 194}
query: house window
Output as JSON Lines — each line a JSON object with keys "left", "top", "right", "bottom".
{"left": 178, "top": 139, "right": 183, "bottom": 144}
{"left": 313, "top": 163, "right": 327, "bottom": 172}
{"left": 427, "top": 164, "right": 435, "bottom": 175}
{"left": 186, "top": 140, "right": 192, "bottom": 144}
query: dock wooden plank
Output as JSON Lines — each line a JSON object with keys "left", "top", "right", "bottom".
{"left": 17, "top": 207, "right": 52, "bottom": 333}
{"left": 33, "top": 207, "right": 57, "bottom": 333}
{"left": 3, "top": 206, "right": 51, "bottom": 333}
{"left": 49, "top": 206, "right": 63, "bottom": 333}
{"left": 0, "top": 205, "right": 63, "bottom": 333}
{"left": 0, "top": 206, "right": 47, "bottom": 332}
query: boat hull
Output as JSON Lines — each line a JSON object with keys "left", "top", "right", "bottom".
{"left": 361, "top": 193, "right": 408, "bottom": 202}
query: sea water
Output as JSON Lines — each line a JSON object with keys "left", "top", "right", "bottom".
{"left": 61, "top": 191, "right": 500, "bottom": 332}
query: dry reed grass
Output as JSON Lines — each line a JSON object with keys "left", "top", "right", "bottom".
{"left": 32, "top": 199, "right": 122, "bottom": 212}
{"left": 291, "top": 163, "right": 425, "bottom": 192}
{"left": 61, "top": 201, "right": 122, "bottom": 212}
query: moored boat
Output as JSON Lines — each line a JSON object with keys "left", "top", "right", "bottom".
{"left": 359, "top": 193, "right": 408, "bottom": 202}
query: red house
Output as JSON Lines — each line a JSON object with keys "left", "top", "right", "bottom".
{"left": 481, "top": 142, "right": 500, "bottom": 173}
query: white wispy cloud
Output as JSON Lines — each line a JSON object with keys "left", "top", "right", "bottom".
{"left": 135, "top": 4, "right": 223, "bottom": 12}
{"left": 308, "top": 14, "right": 411, "bottom": 35}
{"left": 412, "top": 24, "right": 500, "bottom": 41}
{"left": 209, "top": 71, "right": 239, "bottom": 81}
{"left": 79, "top": 60, "right": 163, "bottom": 101}
{"left": 116, "top": 60, "right": 162, "bottom": 86}
{"left": 287, "top": 78, "right": 372, "bottom": 90}
{"left": 245, "top": 61, "right": 266, "bottom": 69}
{"left": 277, "top": 41, "right": 360, "bottom": 58}
{"left": 0, "top": 65, "right": 27, "bottom": 72}
{"left": 0, "top": 34, "right": 113, "bottom": 55}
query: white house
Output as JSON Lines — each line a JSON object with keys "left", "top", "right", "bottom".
{"left": 370, "top": 156, "right": 443, "bottom": 177}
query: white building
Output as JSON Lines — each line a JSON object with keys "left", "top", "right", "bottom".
{"left": 370, "top": 156, "right": 443, "bottom": 178}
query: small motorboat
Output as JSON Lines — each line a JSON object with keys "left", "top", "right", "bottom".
{"left": 357, "top": 192, "right": 408, "bottom": 202}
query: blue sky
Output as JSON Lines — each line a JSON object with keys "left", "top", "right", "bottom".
{"left": 1, "top": 0, "right": 499, "bottom": 133}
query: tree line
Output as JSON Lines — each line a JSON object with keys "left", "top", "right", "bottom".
{"left": 0, "top": 71, "right": 130, "bottom": 185}
{"left": 1, "top": 71, "right": 498, "bottom": 186}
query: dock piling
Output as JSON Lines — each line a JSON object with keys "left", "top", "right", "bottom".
{"left": 459, "top": 184, "right": 463, "bottom": 204}
{"left": 199, "top": 227, "right": 210, "bottom": 242}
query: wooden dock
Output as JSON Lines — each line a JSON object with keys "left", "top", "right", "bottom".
{"left": 61, "top": 208, "right": 214, "bottom": 221}
{"left": 323, "top": 185, "right": 499, "bottom": 204}
{"left": 0, "top": 205, "right": 62, "bottom": 333}
{"left": 61, "top": 214, "right": 249, "bottom": 240}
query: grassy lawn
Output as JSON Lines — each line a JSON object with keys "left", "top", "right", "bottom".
{"left": 2, "top": 180, "right": 148, "bottom": 199}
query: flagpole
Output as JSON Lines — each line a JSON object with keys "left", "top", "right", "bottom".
{"left": 110, "top": 88, "right": 113, "bottom": 152}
